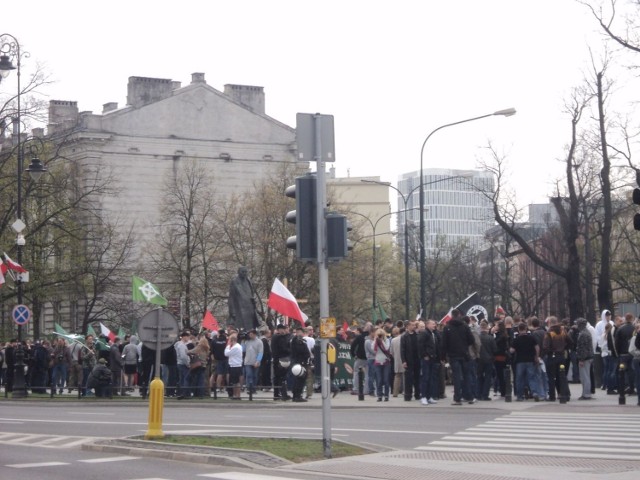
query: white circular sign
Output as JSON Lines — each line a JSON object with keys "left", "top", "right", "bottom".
{"left": 137, "top": 308, "right": 179, "bottom": 350}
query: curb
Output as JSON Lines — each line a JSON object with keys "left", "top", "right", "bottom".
{"left": 83, "top": 437, "right": 292, "bottom": 469}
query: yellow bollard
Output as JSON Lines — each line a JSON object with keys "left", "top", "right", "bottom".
{"left": 144, "top": 377, "right": 165, "bottom": 440}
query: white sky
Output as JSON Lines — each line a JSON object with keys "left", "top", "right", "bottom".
{"left": 3, "top": 0, "right": 635, "bottom": 209}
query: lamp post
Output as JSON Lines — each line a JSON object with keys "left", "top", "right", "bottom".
{"left": 1, "top": 33, "right": 47, "bottom": 398}
{"left": 349, "top": 210, "right": 398, "bottom": 317}
{"left": 362, "top": 180, "right": 421, "bottom": 321}
{"left": 418, "top": 108, "right": 516, "bottom": 317}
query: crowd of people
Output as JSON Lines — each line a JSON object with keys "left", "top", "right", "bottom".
{"left": 1, "top": 309, "right": 639, "bottom": 406}
{"left": 347, "top": 308, "right": 640, "bottom": 406}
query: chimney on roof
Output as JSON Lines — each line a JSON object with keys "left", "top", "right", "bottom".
{"left": 102, "top": 102, "right": 118, "bottom": 114}
{"left": 224, "top": 84, "right": 265, "bottom": 115}
{"left": 191, "top": 72, "right": 206, "bottom": 84}
{"left": 127, "top": 76, "right": 173, "bottom": 108}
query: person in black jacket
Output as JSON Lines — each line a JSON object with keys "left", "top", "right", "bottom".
{"left": 290, "top": 326, "right": 311, "bottom": 402}
{"left": 441, "top": 309, "right": 475, "bottom": 405}
{"left": 271, "top": 324, "right": 291, "bottom": 400}
{"left": 477, "top": 321, "right": 497, "bottom": 400}
{"left": 350, "top": 326, "right": 369, "bottom": 395}
{"left": 615, "top": 313, "right": 636, "bottom": 394}
{"left": 258, "top": 328, "right": 272, "bottom": 391}
{"left": 401, "top": 320, "right": 421, "bottom": 401}
{"left": 211, "top": 330, "right": 228, "bottom": 393}
{"left": 418, "top": 319, "right": 439, "bottom": 404}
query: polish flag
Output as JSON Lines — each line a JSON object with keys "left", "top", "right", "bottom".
{"left": 267, "top": 278, "right": 308, "bottom": 324}
{"left": 202, "top": 310, "right": 220, "bottom": 331}
{"left": 440, "top": 308, "right": 453, "bottom": 325}
{"left": 3, "top": 253, "right": 27, "bottom": 273}
{"left": 100, "top": 322, "right": 116, "bottom": 342}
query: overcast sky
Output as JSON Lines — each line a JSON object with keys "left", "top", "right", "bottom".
{"left": 4, "top": 0, "right": 638, "bottom": 209}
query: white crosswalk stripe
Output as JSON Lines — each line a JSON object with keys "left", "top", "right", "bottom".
{"left": 0, "top": 431, "right": 99, "bottom": 449}
{"left": 416, "top": 412, "right": 640, "bottom": 461}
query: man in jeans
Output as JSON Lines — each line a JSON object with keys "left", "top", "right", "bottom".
{"left": 575, "top": 318, "right": 594, "bottom": 400}
{"left": 350, "top": 326, "right": 370, "bottom": 395}
{"left": 175, "top": 331, "right": 191, "bottom": 399}
{"left": 510, "top": 323, "right": 543, "bottom": 401}
{"left": 243, "top": 329, "right": 263, "bottom": 396}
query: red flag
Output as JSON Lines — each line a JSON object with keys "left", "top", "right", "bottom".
{"left": 99, "top": 322, "right": 116, "bottom": 342}
{"left": 202, "top": 310, "right": 219, "bottom": 331}
{"left": 0, "top": 259, "right": 5, "bottom": 287}
{"left": 267, "top": 278, "right": 308, "bottom": 324}
{"left": 495, "top": 305, "right": 506, "bottom": 316}
{"left": 3, "top": 253, "right": 27, "bottom": 273}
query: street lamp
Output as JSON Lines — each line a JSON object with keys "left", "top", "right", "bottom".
{"left": 349, "top": 210, "right": 400, "bottom": 318}
{"left": 362, "top": 180, "right": 422, "bottom": 321}
{"left": 418, "top": 108, "right": 516, "bottom": 317}
{"left": 1, "top": 33, "right": 47, "bottom": 398}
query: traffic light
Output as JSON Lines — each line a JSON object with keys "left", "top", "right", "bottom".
{"left": 634, "top": 171, "right": 640, "bottom": 230}
{"left": 286, "top": 174, "right": 317, "bottom": 261}
{"left": 326, "top": 212, "right": 353, "bottom": 261}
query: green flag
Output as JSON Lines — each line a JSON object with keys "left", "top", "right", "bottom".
{"left": 118, "top": 327, "right": 126, "bottom": 339}
{"left": 52, "top": 323, "right": 84, "bottom": 344}
{"left": 132, "top": 276, "right": 168, "bottom": 306}
{"left": 54, "top": 323, "right": 69, "bottom": 335}
{"left": 86, "top": 324, "right": 98, "bottom": 338}
{"left": 377, "top": 303, "right": 389, "bottom": 321}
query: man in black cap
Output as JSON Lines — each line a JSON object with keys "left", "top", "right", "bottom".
{"left": 271, "top": 324, "right": 291, "bottom": 400}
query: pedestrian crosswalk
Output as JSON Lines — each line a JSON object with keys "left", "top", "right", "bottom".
{"left": 416, "top": 412, "right": 640, "bottom": 461}
{"left": 0, "top": 432, "right": 99, "bottom": 449}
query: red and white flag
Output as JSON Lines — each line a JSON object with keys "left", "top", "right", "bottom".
{"left": 440, "top": 308, "right": 453, "bottom": 325}
{"left": 99, "top": 322, "right": 116, "bottom": 342}
{"left": 3, "top": 253, "right": 27, "bottom": 273}
{"left": 202, "top": 310, "right": 220, "bottom": 331}
{"left": 495, "top": 305, "right": 506, "bottom": 317}
{"left": 0, "top": 259, "right": 6, "bottom": 287}
{"left": 267, "top": 278, "right": 308, "bottom": 324}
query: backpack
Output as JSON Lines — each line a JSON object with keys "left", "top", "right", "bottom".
{"left": 629, "top": 334, "right": 640, "bottom": 359}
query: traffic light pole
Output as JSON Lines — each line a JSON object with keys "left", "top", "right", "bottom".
{"left": 314, "top": 114, "right": 332, "bottom": 459}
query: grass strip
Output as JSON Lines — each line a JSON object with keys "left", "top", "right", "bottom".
{"left": 158, "top": 435, "right": 370, "bottom": 463}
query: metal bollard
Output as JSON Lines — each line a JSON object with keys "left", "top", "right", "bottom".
{"left": 558, "top": 364, "right": 570, "bottom": 404}
{"left": 618, "top": 363, "right": 626, "bottom": 406}
{"left": 504, "top": 364, "right": 512, "bottom": 402}
{"left": 358, "top": 367, "right": 365, "bottom": 401}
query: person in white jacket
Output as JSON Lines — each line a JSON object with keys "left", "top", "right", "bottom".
{"left": 225, "top": 334, "right": 243, "bottom": 399}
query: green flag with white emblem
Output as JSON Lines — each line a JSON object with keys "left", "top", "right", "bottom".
{"left": 132, "top": 276, "right": 168, "bottom": 306}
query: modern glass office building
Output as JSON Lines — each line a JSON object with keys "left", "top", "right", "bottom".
{"left": 397, "top": 168, "right": 495, "bottom": 257}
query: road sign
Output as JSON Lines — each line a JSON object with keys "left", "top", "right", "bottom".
{"left": 12, "top": 304, "right": 31, "bottom": 326}
{"left": 137, "top": 308, "right": 180, "bottom": 350}
{"left": 320, "top": 317, "right": 336, "bottom": 338}
{"left": 296, "top": 113, "right": 335, "bottom": 163}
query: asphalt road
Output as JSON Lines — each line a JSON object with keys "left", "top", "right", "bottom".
{"left": 0, "top": 400, "right": 502, "bottom": 450}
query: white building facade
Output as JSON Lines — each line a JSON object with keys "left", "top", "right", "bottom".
{"left": 397, "top": 168, "right": 495, "bottom": 257}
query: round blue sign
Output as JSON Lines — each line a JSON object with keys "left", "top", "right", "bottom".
{"left": 12, "top": 304, "right": 31, "bottom": 325}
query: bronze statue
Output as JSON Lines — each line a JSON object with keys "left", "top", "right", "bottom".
{"left": 228, "top": 266, "right": 262, "bottom": 331}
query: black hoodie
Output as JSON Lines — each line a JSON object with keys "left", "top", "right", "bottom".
{"left": 441, "top": 318, "right": 474, "bottom": 360}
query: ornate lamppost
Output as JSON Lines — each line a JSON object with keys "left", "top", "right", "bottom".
{"left": 1, "top": 33, "right": 47, "bottom": 398}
